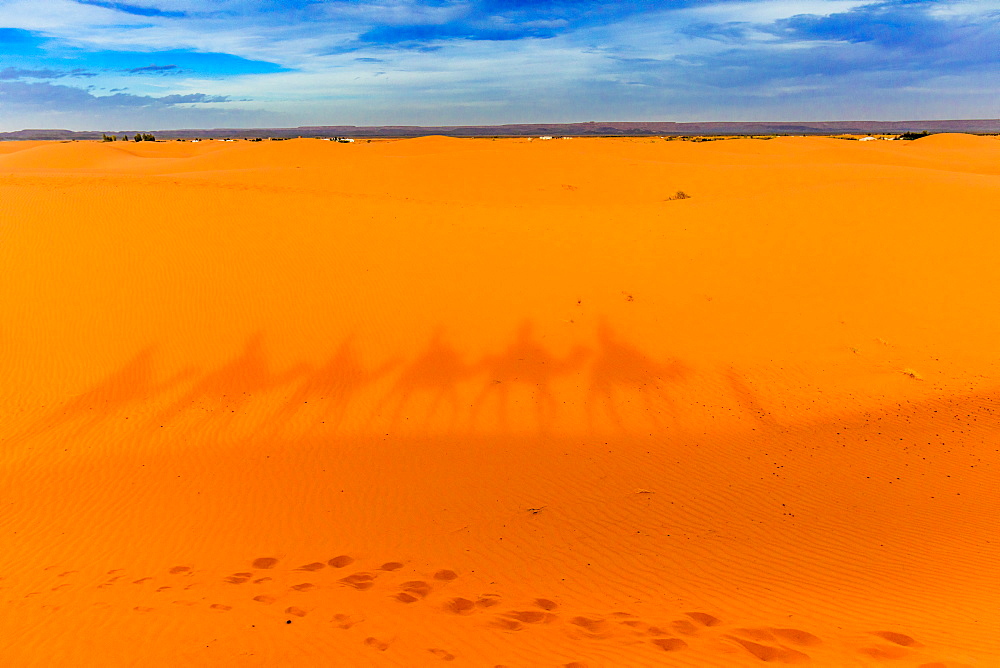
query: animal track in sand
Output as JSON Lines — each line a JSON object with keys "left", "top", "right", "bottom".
{"left": 328, "top": 555, "right": 354, "bottom": 568}
{"left": 331, "top": 613, "right": 358, "bottom": 629}
{"left": 651, "top": 638, "right": 688, "bottom": 652}
{"left": 771, "top": 628, "right": 822, "bottom": 646}
{"left": 394, "top": 580, "right": 432, "bottom": 603}
{"left": 873, "top": 631, "right": 921, "bottom": 647}
{"left": 860, "top": 644, "right": 909, "bottom": 660}
{"left": 568, "top": 616, "right": 610, "bottom": 638}
{"left": 725, "top": 636, "right": 810, "bottom": 663}
{"left": 686, "top": 611, "right": 722, "bottom": 627}
{"left": 339, "top": 572, "right": 376, "bottom": 590}
{"left": 445, "top": 597, "right": 476, "bottom": 614}
{"left": 669, "top": 618, "right": 700, "bottom": 635}
{"left": 379, "top": 561, "right": 404, "bottom": 571}
{"left": 25, "top": 558, "right": 959, "bottom": 667}
{"left": 297, "top": 562, "right": 325, "bottom": 571}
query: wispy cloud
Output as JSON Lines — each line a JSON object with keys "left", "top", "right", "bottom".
{"left": 74, "top": 0, "right": 188, "bottom": 19}
{"left": 126, "top": 63, "right": 178, "bottom": 73}
{"left": 0, "top": 66, "right": 96, "bottom": 79}
{"left": 0, "top": 0, "right": 996, "bottom": 129}
{"left": 0, "top": 80, "right": 229, "bottom": 109}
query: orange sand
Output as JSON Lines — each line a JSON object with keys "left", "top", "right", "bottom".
{"left": 1, "top": 134, "right": 998, "bottom": 667}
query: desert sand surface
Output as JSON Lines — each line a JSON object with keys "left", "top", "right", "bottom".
{"left": 1, "top": 134, "right": 998, "bottom": 667}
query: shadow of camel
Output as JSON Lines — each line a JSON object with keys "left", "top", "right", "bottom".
{"left": 266, "top": 335, "right": 399, "bottom": 437}
{"left": 469, "top": 320, "right": 589, "bottom": 434}
{"left": 8, "top": 346, "right": 196, "bottom": 447}
{"left": 146, "top": 332, "right": 310, "bottom": 435}
{"left": 585, "top": 319, "right": 690, "bottom": 433}
{"left": 372, "top": 328, "right": 475, "bottom": 432}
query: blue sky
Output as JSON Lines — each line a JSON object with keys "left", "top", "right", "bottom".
{"left": 0, "top": 0, "right": 997, "bottom": 130}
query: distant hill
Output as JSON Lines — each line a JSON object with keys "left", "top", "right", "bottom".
{"left": 2, "top": 119, "right": 999, "bottom": 141}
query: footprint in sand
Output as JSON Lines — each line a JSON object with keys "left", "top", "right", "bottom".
{"left": 209, "top": 603, "right": 232, "bottom": 612}
{"left": 860, "top": 645, "right": 909, "bottom": 660}
{"left": 285, "top": 606, "right": 308, "bottom": 617}
{"left": 429, "top": 648, "right": 456, "bottom": 661}
{"left": 445, "top": 594, "right": 501, "bottom": 615}
{"left": 253, "top": 595, "right": 276, "bottom": 604}
{"left": 726, "top": 636, "right": 810, "bottom": 664}
{"left": 771, "top": 628, "right": 822, "bottom": 647}
{"left": 567, "top": 616, "right": 611, "bottom": 638}
{"left": 332, "top": 613, "right": 358, "bottom": 629}
{"left": 291, "top": 582, "right": 317, "bottom": 592}
{"left": 364, "top": 636, "right": 390, "bottom": 651}
{"left": 132, "top": 577, "right": 153, "bottom": 585}
{"left": 873, "top": 631, "right": 922, "bottom": 647}
{"left": 253, "top": 576, "right": 272, "bottom": 584}
{"left": 446, "top": 597, "right": 476, "bottom": 615}
{"left": 339, "top": 573, "right": 375, "bottom": 590}
{"left": 168, "top": 566, "right": 191, "bottom": 575}
{"left": 652, "top": 638, "right": 688, "bottom": 652}
{"left": 379, "top": 561, "right": 404, "bottom": 571}
{"left": 492, "top": 608, "right": 556, "bottom": 631}
{"left": 328, "top": 555, "right": 354, "bottom": 568}
{"left": 132, "top": 606, "right": 154, "bottom": 613}
{"left": 433, "top": 570, "right": 458, "bottom": 581}
{"left": 252, "top": 557, "right": 279, "bottom": 569}
{"left": 511, "top": 610, "right": 556, "bottom": 624}
{"left": 394, "top": 580, "right": 432, "bottom": 603}
{"left": 686, "top": 611, "right": 722, "bottom": 627}
{"left": 669, "top": 619, "right": 700, "bottom": 635}
{"left": 225, "top": 575, "right": 250, "bottom": 584}
{"left": 296, "top": 562, "right": 325, "bottom": 572}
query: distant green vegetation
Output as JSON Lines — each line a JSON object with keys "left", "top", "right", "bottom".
{"left": 897, "top": 131, "right": 929, "bottom": 141}
{"left": 102, "top": 133, "right": 155, "bottom": 141}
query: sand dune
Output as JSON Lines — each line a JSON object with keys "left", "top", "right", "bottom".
{"left": 1, "top": 135, "right": 997, "bottom": 666}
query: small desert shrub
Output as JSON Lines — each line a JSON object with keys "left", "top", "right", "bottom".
{"left": 667, "top": 191, "right": 691, "bottom": 201}
{"left": 897, "top": 131, "right": 929, "bottom": 141}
